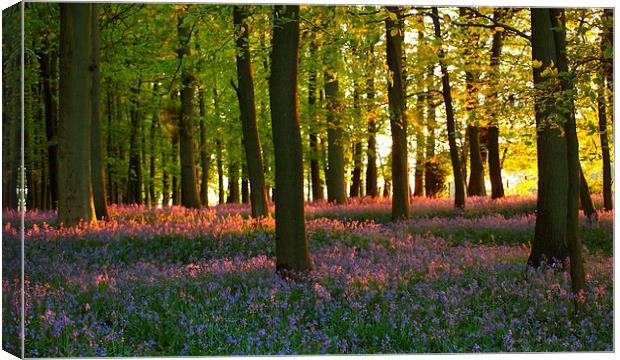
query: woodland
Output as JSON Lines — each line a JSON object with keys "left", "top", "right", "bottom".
{"left": 1, "top": 3, "right": 614, "bottom": 356}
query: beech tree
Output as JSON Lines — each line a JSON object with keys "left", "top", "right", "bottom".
{"left": 58, "top": 3, "right": 96, "bottom": 226}
{"left": 270, "top": 5, "right": 312, "bottom": 273}
{"left": 233, "top": 5, "right": 269, "bottom": 217}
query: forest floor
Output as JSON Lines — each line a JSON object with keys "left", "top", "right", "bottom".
{"left": 2, "top": 196, "right": 613, "bottom": 356}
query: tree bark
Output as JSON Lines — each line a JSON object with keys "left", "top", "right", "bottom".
{"left": 467, "top": 125, "right": 486, "bottom": 196}
{"left": 233, "top": 5, "right": 269, "bottom": 217}
{"left": 365, "top": 44, "right": 378, "bottom": 198}
{"left": 598, "top": 16, "right": 613, "bottom": 211}
{"left": 270, "top": 4, "right": 311, "bottom": 273}
{"left": 386, "top": 6, "right": 410, "bottom": 220}
{"left": 432, "top": 7, "right": 465, "bottom": 209}
{"left": 528, "top": 8, "right": 585, "bottom": 299}
{"left": 58, "top": 3, "right": 96, "bottom": 226}
{"left": 199, "top": 88, "right": 210, "bottom": 207}
{"left": 90, "top": 4, "right": 109, "bottom": 219}
{"left": 39, "top": 42, "right": 59, "bottom": 209}
{"left": 149, "top": 83, "right": 159, "bottom": 206}
{"left": 127, "top": 84, "right": 143, "bottom": 205}
{"left": 487, "top": 9, "right": 506, "bottom": 199}
{"left": 177, "top": 13, "right": 201, "bottom": 209}
{"left": 324, "top": 76, "right": 346, "bottom": 203}
{"left": 308, "top": 40, "right": 324, "bottom": 201}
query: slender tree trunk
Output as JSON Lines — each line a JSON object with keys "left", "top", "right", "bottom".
{"left": 39, "top": 44, "right": 59, "bottom": 209}
{"left": 127, "top": 85, "right": 142, "bottom": 205}
{"left": 425, "top": 103, "right": 440, "bottom": 197}
{"left": 90, "top": 4, "right": 109, "bottom": 219}
{"left": 432, "top": 7, "right": 465, "bottom": 209}
{"left": 58, "top": 3, "right": 96, "bottom": 226}
{"left": 199, "top": 89, "right": 210, "bottom": 207}
{"left": 599, "top": 16, "right": 613, "bottom": 210}
{"left": 177, "top": 12, "right": 201, "bottom": 209}
{"left": 233, "top": 5, "right": 268, "bottom": 216}
{"left": 171, "top": 133, "right": 180, "bottom": 206}
{"left": 487, "top": 9, "right": 505, "bottom": 199}
{"left": 149, "top": 84, "right": 159, "bottom": 206}
{"left": 365, "top": 44, "right": 378, "bottom": 198}
{"left": 270, "top": 4, "right": 311, "bottom": 273}
{"left": 216, "top": 137, "right": 224, "bottom": 205}
{"left": 241, "top": 163, "right": 249, "bottom": 204}
{"left": 308, "top": 40, "right": 324, "bottom": 201}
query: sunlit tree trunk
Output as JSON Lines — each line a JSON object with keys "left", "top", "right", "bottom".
{"left": 58, "top": 3, "right": 96, "bottom": 226}
{"left": 90, "top": 4, "right": 109, "bottom": 219}
{"left": 386, "top": 6, "right": 410, "bottom": 220}
{"left": 365, "top": 44, "right": 378, "bottom": 198}
{"left": 599, "top": 10, "right": 613, "bottom": 211}
{"left": 432, "top": 7, "right": 465, "bottom": 209}
{"left": 308, "top": 39, "right": 324, "bottom": 202}
{"left": 233, "top": 5, "right": 269, "bottom": 216}
{"left": 199, "top": 88, "right": 210, "bottom": 207}
{"left": 487, "top": 9, "right": 506, "bottom": 199}
{"left": 270, "top": 4, "right": 311, "bottom": 273}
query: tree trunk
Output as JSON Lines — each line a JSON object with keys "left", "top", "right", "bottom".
{"left": 39, "top": 43, "right": 59, "bottom": 209}
{"left": 598, "top": 18, "right": 613, "bottom": 211}
{"left": 308, "top": 40, "right": 324, "bottom": 202}
{"left": 127, "top": 85, "right": 142, "bottom": 205}
{"left": 216, "top": 137, "right": 224, "bottom": 205}
{"left": 467, "top": 125, "right": 486, "bottom": 196}
{"left": 90, "top": 4, "right": 109, "bottom": 219}
{"left": 432, "top": 7, "right": 465, "bottom": 210}
{"left": 425, "top": 102, "right": 441, "bottom": 198}
{"left": 385, "top": 7, "right": 410, "bottom": 220}
{"left": 58, "top": 3, "right": 96, "bottom": 226}
{"left": 171, "top": 133, "right": 180, "bottom": 206}
{"left": 350, "top": 141, "right": 363, "bottom": 197}
{"left": 149, "top": 84, "right": 159, "bottom": 206}
{"left": 528, "top": 8, "right": 585, "bottom": 299}
{"left": 241, "top": 163, "right": 250, "bottom": 204}
{"left": 233, "top": 5, "right": 269, "bottom": 217}
{"left": 365, "top": 44, "right": 378, "bottom": 198}
{"left": 199, "top": 88, "right": 210, "bottom": 207}
{"left": 270, "top": 4, "right": 311, "bottom": 273}
{"left": 487, "top": 9, "right": 505, "bottom": 199}
{"left": 177, "top": 13, "right": 201, "bottom": 209}
{"left": 325, "top": 73, "right": 346, "bottom": 204}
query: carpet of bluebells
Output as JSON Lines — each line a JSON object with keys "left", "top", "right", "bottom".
{"left": 2, "top": 195, "right": 613, "bottom": 356}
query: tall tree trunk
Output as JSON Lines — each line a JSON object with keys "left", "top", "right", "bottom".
{"left": 350, "top": 141, "right": 363, "bottom": 197}
{"left": 233, "top": 5, "right": 269, "bottom": 216}
{"left": 270, "top": 4, "right": 311, "bottom": 273}
{"left": 127, "top": 84, "right": 142, "bottom": 205}
{"left": 177, "top": 12, "right": 201, "bottom": 209}
{"left": 425, "top": 102, "right": 440, "bottom": 197}
{"left": 432, "top": 7, "right": 465, "bottom": 209}
{"left": 58, "top": 3, "right": 96, "bottom": 226}
{"left": 171, "top": 133, "right": 180, "bottom": 206}
{"left": 365, "top": 44, "right": 378, "bottom": 198}
{"left": 199, "top": 89, "right": 210, "bottom": 207}
{"left": 528, "top": 8, "right": 585, "bottom": 299}
{"left": 39, "top": 43, "right": 59, "bottom": 209}
{"left": 149, "top": 84, "right": 159, "bottom": 206}
{"left": 599, "top": 14, "right": 613, "bottom": 210}
{"left": 308, "top": 40, "right": 324, "bottom": 201}
{"left": 386, "top": 6, "right": 410, "bottom": 220}
{"left": 90, "top": 4, "right": 109, "bottom": 219}
{"left": 324, "top": 76, "right": 346, "bottom": 203}
{"left": 413, "top": 30, "right": 426, "bottom": 198}
{"left": 467, "top": 125, "right": 486, "bottom": 196}
{"left": 216, "top": 137, "right": 224, "bottom": 205}
{"left": 487, "top": 9, "right": 506, "bottom": 199}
